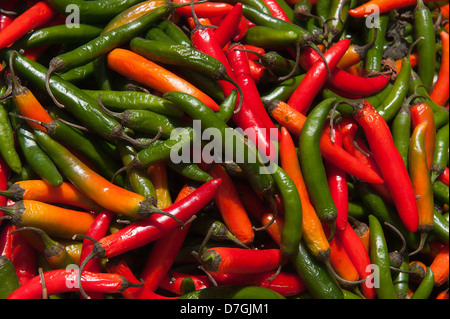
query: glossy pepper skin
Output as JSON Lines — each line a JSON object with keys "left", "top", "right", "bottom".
{"left": 353, "top": 101, "right": 419, "bottom": 233}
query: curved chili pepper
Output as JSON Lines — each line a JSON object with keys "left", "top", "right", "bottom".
{"left": 352, "top": 100, "right": 419, "bottom": 233}
{"left": 410, "top": 100, "right": 436, "bottom": 171}
{"left": 430, "top": 244, "right": 449, "bottom": 286}
{"left": 438, "top": 167, "right": 449, "bottom": 186}
{"left": 430, "top": 31, "right": 449, "bottom": 105}
{"left": 288, "top": 39, "right": 350, "bottom": 114}
{"left": 262, "top": 0, "right": 291, "bottom": 21}
{"left": 411, "top": 267, "right": 435, "bottom": 299}
{"left": 299, "top": 44, "right": 390, "bottom": 98}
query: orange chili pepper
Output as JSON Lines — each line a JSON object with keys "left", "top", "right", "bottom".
{"left": 107, "top": 48, "right": 221, "bottom": 111}
{"left": 0, "top": 200, "right": 95, "bottom": 239}
{"left": 430, "top": 244, "right": 449, "bottom": 286}
{"left": 279, "top": 127, "right": 330, "bottom": 261}
{"left": 199, "top": 163, "right": 255, "bottom": 245}
{"left": 147, "top": 162, "right": 172, "bottom": 209}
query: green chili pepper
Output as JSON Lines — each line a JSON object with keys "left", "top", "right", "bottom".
{"left": 432, "top": 209, "right": 449, "bottom": 245}
{"left": 9, "top": 111, "right": 125, "bottom": 186}
{"left": 117, "top": 142, "right": 156, "bottom": 199}
{"left": 179, "top": 285, "right": 285, "bottom": 299}
{"left": 368, "top": 214, "right": 398, "bottom": 299}
{"left": 46, "top": 0, "right": 147, "bottom": 24}
{"left": 0, "top": 256, "right": 20, "bottom": 299}
{"left": 431, "top": 123, "right": 449, "bottom": 183}
{"left": 258, "top": 51, "right": 299, "bottom": 78}
{"left": 365, "top": 14, "right": 389, "bottom": 74}
{"left": 392, "top": 104, "right": 411, "bottom": 169}
{"left": 298, "top": 98, "right": 337, "bottom": 225}
{"left": 92, "top": 55, "right": 113, "bottom": 91}
{"left": 322, "top": 83, "right": 393, "bottom": 116}
{"left": 411, "top": 267, "right": 435, "bottom": 299}
{"left": 58, "top": 61, "right": 95, "bottom": 84}
{"left": 47, "top": 4, "right": 178, "bottom": 75}
{"left": 17, "top": 24, "right": 103, "bottom": 49}
{"left": 273, "top": 165, "right": 302, "bottom": 260}
{"left": 414, "top": 0, "right": 436, "bottom": 91}
{"left": 261, "top": 74, "right": 305, "bottom": 101}
{"left": 190, "top": 212, "right": 248, "bottom": 248}
{"left": 15, "top": 124, "right": 63, "bottom": 188}
{"left": 291, "top": 241, "right": 344, "bottom": 299}
{"left": 355, "top": 182, "right": 423, "bottom": 251}
{"left": 376, "top": 45, "right": 413, "bottom": 122}
{"left": 129, "top": 38, "right": 241, "bottom": 92}
{"left": 243, "top": 26, "right": 300, "bottom": 48}
{"left": 98, "top": 101, "right": 185, "bottom": 139}
{"left": 433, "top": 180, "right": 449, "bottom": 205}
{"left": 0, "top": 103, "right": 21, "bottom": 174}
{"left": 162, "top": 91, "right": 275, "bottom": 201}
{"left": 348, "top": 201, "right": 370, "bottom": 220}
{"left": 146, "top": 27, "right": 175, "bottom": 42}
{"left": 316, "top": 0, "right": 333, "bottom": 22}
{"left": 1, "top": 50, "right": 140, "bottom": 147}
{"left": 156, "top": 19, "right": 192, "bottom": 47}
{"left": 82, "top": 89, "right": 183, "bottom": 118}
{"left": 166, "top": 161, "right": 212, "bottom": 183}
{"left": 216, "top": 89, "right": 238, "bottom": 123}
{"left": 326, "top": 0, "right": 351, "bottom": 43}
{"left": 392, "top": 258, "right": 410, "bottom": 299}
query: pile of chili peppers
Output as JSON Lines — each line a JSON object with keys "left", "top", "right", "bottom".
{"left": 0, "top": 0, "right": 448, "bottom": 301}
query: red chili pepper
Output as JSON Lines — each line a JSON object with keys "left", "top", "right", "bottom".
{"left": 336, "top": 222, "right": 376, "bottom": 299}
{"left": 299, "top": 47, "right": 390, "bottom": 97}
{"left": 78, "top": 210, "right": 114, "bottom": 299}
{"left": 213, "top": 2, "right": 243, "bottom": 48}
{"left": 176, "top": 2, "right": 233, "bottom": 18}
{"left": 288, "top": 39, "right": 350, "bottom": 114}
{"left": 0, "top": 222, "right": 14, "bottom": 259}
{"left": 11, "top": 227, "right": 37, "bottom": 285}
{"left": 138, "top": 184, "right": 196, "bottom": 294}
{"left": 248, "top": 59, "right": 265, "bottom": 83}
{"left": 353, "top": 101, "right": 419, "bottom": 233}
{"left": 0, "top": 1, "right": 58, "bottom": 49}
{"left": 430, "top": 31, "right": 449, "bottom": 106}
{"left": 7, "top": 269, "right": 142, "bottom": 299}
{"left": 410, "top": 101, "right": 436, "bottom": 171}
{"left": 338, "top": 117, "right": 393, "bottom": 204}
{"left": 261, "top": 0, "right": 291, "bottom": 22}
{"left": 320, "top": 125, "right": 384, "bottom": 184}
{"left": 212, "top": 270, "right": 307, "bottom": 296}
{"left": 190, "top": 13, "right": 277, "bottom": 161}
{"left": 438, "top": 167, "right": 449, "bottom": 186}
{"left": 81, "top": 178, "right": 222, "bottom": 261}
{"left": 325, "top": 127, "right": 348, "bottom": 232}
{"left": 200, "top": 247, "right": 283, "bottom": 275}
{"left": 227, "top": 43, "right": 279, "bottom": 137}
